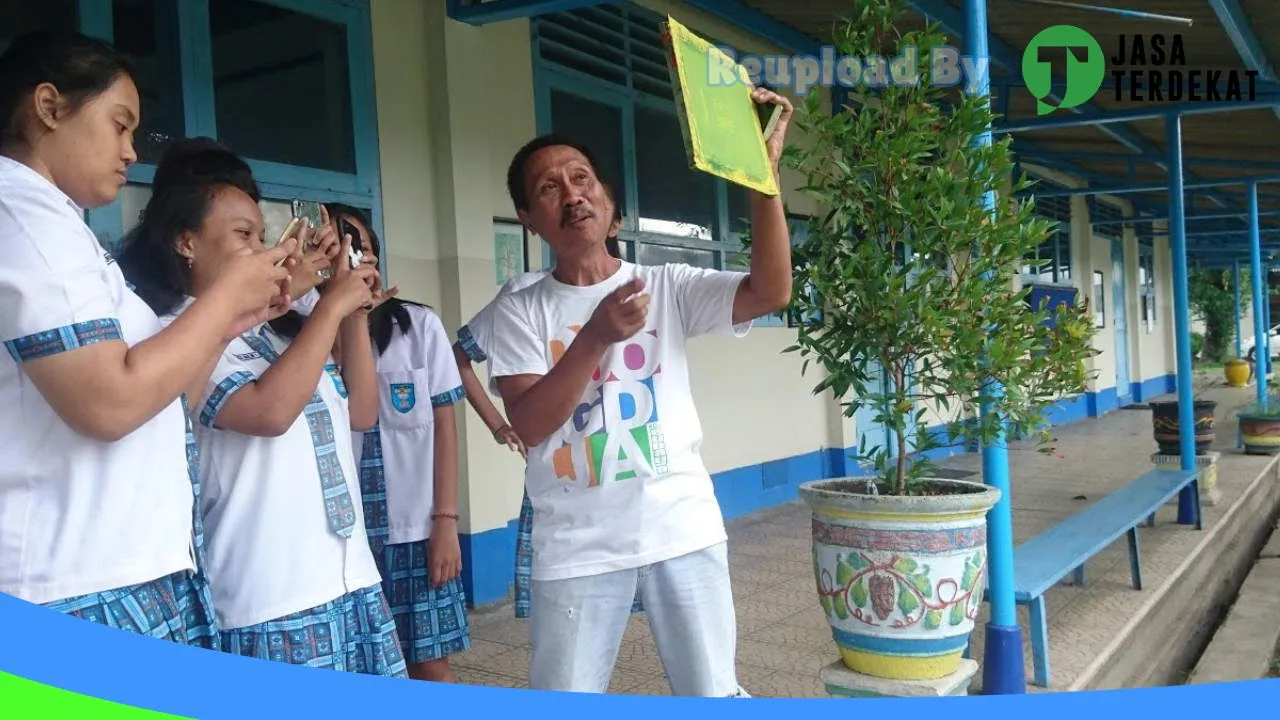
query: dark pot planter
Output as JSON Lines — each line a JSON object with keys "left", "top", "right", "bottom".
{"left": 1239, "top": 413, "right": 1280, "bottom": 456}
{"left": 1150, "top": 400, "right": 1217, "bottom": 455}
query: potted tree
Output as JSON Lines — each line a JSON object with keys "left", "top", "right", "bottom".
{"left": 1237, "top": 398, "right": 1280, "bottom": 455}
{"left": 781, "top": 0, "right": 1097, "bottom": 682}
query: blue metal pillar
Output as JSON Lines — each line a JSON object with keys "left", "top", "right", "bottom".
{"left": 1250, "top": 181, "right": 1267, "bottom": 408}
{"left": 1167, "top": 114, "right": 1199, "bottom": 527}
{"left": 1234, "top": 260, "right": 1243, "bottom": 359}
{"left": 966, "top": 0, "right": 1024, "bottom": 695}
{"left": 1259, "top": 263, "right": 1269, "bottom": 376}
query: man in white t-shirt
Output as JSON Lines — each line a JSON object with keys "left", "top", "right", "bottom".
{"left": 484, "top": 87, "right": 793, "bottom": 697}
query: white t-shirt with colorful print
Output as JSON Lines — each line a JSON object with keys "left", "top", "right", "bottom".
{"left": 484, "top": 260, "right": 750, "bottom": 582}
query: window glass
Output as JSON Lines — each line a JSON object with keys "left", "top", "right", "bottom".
{"left": 112, "top": 0, "right": 185, "bottom": 163}
{"left": 0, "top": 2, "right": 77, "bottom": 53}
{"left": 210, "top": 0, "right": 356, "bottom": 173}
{"left": 549, "top": 89, "right": 625, "bottom": 214}
{"left": 636, "top": 242, "right": 714, "bottom": 268}
{"left": 635, "top": 105, "right": 714, "bottom": 240}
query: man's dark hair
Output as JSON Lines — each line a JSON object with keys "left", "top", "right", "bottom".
{"left": 506, "top": 133, "right": 602, "bottom": 212}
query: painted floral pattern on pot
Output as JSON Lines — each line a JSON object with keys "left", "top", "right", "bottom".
{"left": 815, "top": 549, "right": 985, "bottom": 630}
{"left": 809, "top": 510, "right": 991, "bottom": 681}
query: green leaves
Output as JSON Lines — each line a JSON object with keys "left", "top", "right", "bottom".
{"left": 924, "top": 610, "right": 944, "bottom": 630}
{"left": 849, "top": 579, "right": 867, "bottom": 612}
{"left": 775, "top": 0, "right": 1098, "bottom": 495}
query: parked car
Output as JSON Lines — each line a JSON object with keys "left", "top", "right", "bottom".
{"left": 1241, "top": 323, "right": 1280, "bottom": 362}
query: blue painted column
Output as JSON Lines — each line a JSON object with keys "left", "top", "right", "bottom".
{"left": 1166, "top": 114, "right": 1199, "bottom": 527}
{"left": 1266, "top": 264, "right": 1273, "bottom": 378}
{"left": 966, "top": 0, "right": 1024, "bottom": 695}
{"left": 1250, "top": 181, "right": 1267, "bottom": 409}
{"left": 1233, "top": 261, "right": 1243, "bottom": 359}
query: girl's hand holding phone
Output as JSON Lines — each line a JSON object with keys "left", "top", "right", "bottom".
{"left": 316, "top": 232, "right": 380, "bottom": 316}
{"left": 288, "top": 215, "right": 342, "bottom": 297}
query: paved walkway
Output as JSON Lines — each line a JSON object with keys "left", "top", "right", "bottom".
{"left": 452, "top": 378, "right": 1269, "bottom": 696}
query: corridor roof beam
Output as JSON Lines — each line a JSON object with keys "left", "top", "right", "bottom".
{"left": 1091, "top": 209, "right": 1280, "bottom": 227}
{"left": 1208, "top": 0, "right": 1280, "bottom": 122}
{"left": 1024, "top": 173, "right": 1280, "bottom": 199}
{"left": 996, "top": 100, "right": 1280, "bottom": 134}
{"left": 909, "top": 0, "right": 1237, "bottom": 210}
{"left": 1014, "top": 149, "right": 1280, "bottom": 173}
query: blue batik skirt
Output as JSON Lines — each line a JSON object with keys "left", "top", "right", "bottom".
{"left": 359, "top": 426, "right": 471, "bottom": 664}
{"left": 220, "top": 584, "right": 408, "bottom": 677}
{"left": 43, "top": 569, "right": 219, "bottom": 648}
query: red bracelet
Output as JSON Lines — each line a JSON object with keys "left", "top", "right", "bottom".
{"left": 432, "top": 512, "right": 459, "bottom": 521}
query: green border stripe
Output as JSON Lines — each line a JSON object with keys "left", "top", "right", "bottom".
{"left": 0, "top": 671, "right": 191, "bottom": 718}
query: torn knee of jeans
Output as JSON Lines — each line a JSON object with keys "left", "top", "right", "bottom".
{"left": 727, "top": 686, "right": 751, "bottom": 698}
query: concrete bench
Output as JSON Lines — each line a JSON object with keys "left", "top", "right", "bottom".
{"left": 967, "top": 467, "right": 1202, "bottom": 687}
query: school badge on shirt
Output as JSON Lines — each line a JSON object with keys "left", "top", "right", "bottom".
{"left": 390, "top": 382, "right": 416, "bottom": 413}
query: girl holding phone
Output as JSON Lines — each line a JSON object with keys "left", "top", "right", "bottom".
{"left": 0, "top": 31, "right": 291, "bottom": 644}
{"left": 123, "top": 153, "right": 404, "bottom": 675}
{"left": 324, "top": 204, "right": 471, "bottom": 683}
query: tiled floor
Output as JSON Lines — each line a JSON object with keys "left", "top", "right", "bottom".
{"left": 452, "top": 376, "right": 1277, "bottom": 696}
{"left": 455, "top": 498, "right": 834, "bottom": 697}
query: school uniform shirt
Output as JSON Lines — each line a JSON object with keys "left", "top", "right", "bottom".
{"left": 358, "top": 304, "right": 465, "bottom": 545}
{"left": 0, "top": 155, "right": 195, "bottom": 604}
{"left": 456, "top": 270, "right": 549, "bottom": 367}
{"left": 292, "top": 288, "right": 320, "bottom": 316}
{"left": 178, "top": 315, "right": 383, "bottom": 630}
{"left": 485, "top": 260, "right": 750, "bottom": 582}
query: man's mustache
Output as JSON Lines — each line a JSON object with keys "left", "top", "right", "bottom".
{"left": 561, "top": 206, "right": 595, "bottom": 227}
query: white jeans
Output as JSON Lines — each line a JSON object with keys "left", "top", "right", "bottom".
{"left": 528, "top": 542, "right": 749, "bottom": 696}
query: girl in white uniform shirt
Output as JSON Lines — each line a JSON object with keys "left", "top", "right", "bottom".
{"left": 0, "top": 31, "right": 291, "bottom": 644}
{"left": 302, "top": 204, "right": 467, "bottom": 683}
{"left": 120, "top": 161, "right": 407, "bottom": 676}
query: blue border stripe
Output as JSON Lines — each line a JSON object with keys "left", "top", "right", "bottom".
{"left": 4, "top": 586, "right": 1276, "bottom": 714}
{"left": 430, "top": 385, "right": 466, "bottom": 408}
{"left": 199, "top": 371, "right": 256, "bottom": 428}
{"left": 3, "top": 319, "right": 123, "bottom": 362}
{"left": 831, "top": 627, "right": 971, "bottom": 656}
{"left": 456, "top": 325, "right": 486, "bottom": 363}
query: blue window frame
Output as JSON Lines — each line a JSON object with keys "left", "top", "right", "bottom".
{"left": 1090, "top": 198, "right": 1126, "bottom": 241}
{"left": 1023, "top": 193, "right": 1072, "bottom": 286}
{"left": 1138, "top": 243, "right": 1156, "bottom": 333}
{"left": 67, "top": 0, "right": 381, "bottom": 259}
{"left": 532, "top": 8, "right": 747, "bottom": 261}
{"left": 531, "top": 3, "right": 790, "bottom": 324}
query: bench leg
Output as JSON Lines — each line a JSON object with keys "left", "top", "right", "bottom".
{"left": 1146, "top": 513, "right": 1155, "bottom": 528}
{"left": 1193, "top": 479, "right": 1203, "bottom": 531}
{"left": 1073, "top": 565, "right": 1085, "bottom": 586}
{"left": 1127, "top": 526, "right": 1143, "bottom": 591}
{"left": 1030, "top": 595, "right": 1050, "bottom": 688}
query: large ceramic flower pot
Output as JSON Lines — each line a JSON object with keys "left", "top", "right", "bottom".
{"left": 799, "top": 477, "right": 1002, "bottom": 681}
{"left": 1224, "top": 358, "right": 1250, "bottom": 388}
{"left": 1149, "top": 399, "right": 1217, "bottom": 455}
{"left": 1239, "top": 413, "right": 1280, "bottom": 455}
